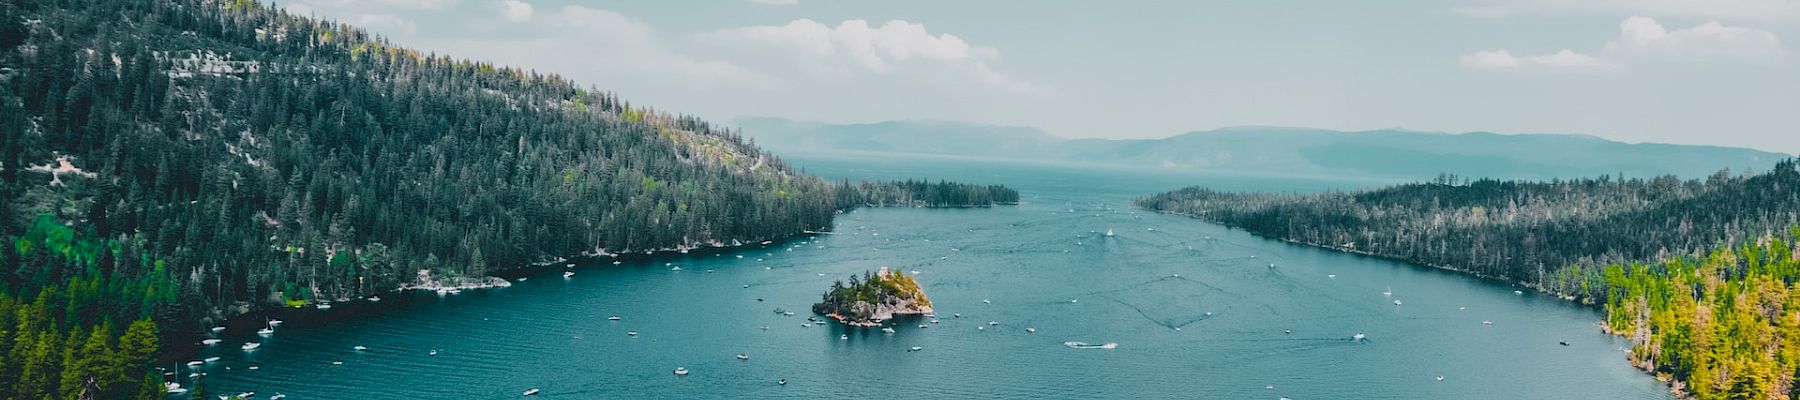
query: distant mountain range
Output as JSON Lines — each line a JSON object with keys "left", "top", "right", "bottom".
{"left": 734, "top": 117, "right": 1791, "bottom": 180}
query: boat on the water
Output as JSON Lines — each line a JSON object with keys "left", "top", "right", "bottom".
{"left": 204, "top": 356, "right": 221, "bottom": 363}
{"left": 673, "top": 367, "right": 690, "bottom": 376}
{"left": 737, "top": 353, "right": 749, "bottom": 360}
{"left": 1105, "top": 228, "right": 1114, "bottom": 237}
{"left": 564, "top": 271, "right": 575, "bottom": 278}
{"left": 1353, "top": 332, "right": 1367, "bottom": 341}
{"left": 1063, "top": 341, "right": 1118, "bottom": 349}
{"left": 269, "top": 394, "right": 286, "bottom": 400}
{"left": 907, "top": 346, "right": 923, "bottom": 352}
{"left": 881, "top": 327, "right": 896, "bottom": 334}
{"left": 523, "top": 388, "right": 540, "bottom": 396}
{"left": 165, "top": 383, "right": 186, "bottom": 394}
{"left": 353, "top": 345, "right": 368, "bottom": 351}
{"left": 202, "top": 338, "right": 222, "bottom": 345}
{"left": 608, "top": 316, "right": 621, "bottom": 321}
{"left": 186, "top": 360, "right": 204, "bottom": 367}
{"left": 242, "top": 342, "right": 261, "bottom": 351}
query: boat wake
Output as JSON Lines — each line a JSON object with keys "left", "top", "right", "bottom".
{"left": 1063, "top": 341, "right": 1119, "bottom": 349}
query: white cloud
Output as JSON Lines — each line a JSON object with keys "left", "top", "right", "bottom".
{"left": 749, "top": 0, "right": 799, "bottom": 5}
{"left": 1460, "top": 49, "right": 1618, "bottom": 71}
{"left": 1455, "top": 0, "right": 1800, "bottom": 21}
{"left": 702, "top": 19, "right": 1045, "bottom": 94}
{"left": 499, "top": 0, "right": 533, "bottom": 22}
{"left": 1462, "top": 16, "right": 1785, "bottom": 72}
{"left": 1606, "top": 17, "right": 1787, "bottom": 63}
{"left": 355, "top": 14, "right": 419, "bottom": 33}
{"left": 429, "top": 6, "right": 772, "bottom": 90}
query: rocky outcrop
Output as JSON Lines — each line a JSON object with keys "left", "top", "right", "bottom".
{"left": 813, "top": 267, "right": 932, "bottom": 326}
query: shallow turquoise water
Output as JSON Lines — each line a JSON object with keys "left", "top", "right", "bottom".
{"left": 191, "top": 154, "right": 1671, "bottom": 399}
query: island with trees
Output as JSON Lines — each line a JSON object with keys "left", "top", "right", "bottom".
{"left": 0, "top": 0, "right": 1013, "bottom": 397}
{"left": 1137, "top": 160, "right": 1800, "bottom": 399}
{"left": 813, "top": 267, "right": 933, "bottom": 327}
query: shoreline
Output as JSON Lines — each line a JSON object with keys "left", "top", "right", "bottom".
{"left": 1141, "top": 207, "right": 1676, "bottom": 399}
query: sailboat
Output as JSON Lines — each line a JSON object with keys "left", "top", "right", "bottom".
{"left": 256, "top": 319, "right": 275, "bottom": 336}
{"left": 1105, "top": 228, "right": 1114, "bottom": 237}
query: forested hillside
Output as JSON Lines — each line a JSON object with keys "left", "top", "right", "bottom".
{"left": 0, "top": 1, "right": 1013, "bottom": 397}
{"left": 1138, "top": 162, "right": 1800, "bottom": 398}
{"left": 1138, "top": 161, "right": 1800, "bottom": 300}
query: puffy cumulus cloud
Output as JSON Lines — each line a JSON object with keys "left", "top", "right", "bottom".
{"left": 1460, "top": 49, "right": 1619, "bottom": 71}
{"left": 749, "top": 0, "right": 799, "bottom": 5}
{"left": 1454, "top": 0, "right": 1800, "bottom": 21}
{"left": 1462, "top": 16, "right": 1785, "bottom": 72}
{"left": 702, "top": 19, "right": 1045, "bottom": 94}
{"left": 499, "top": 0, "right": 533, "bottom": 22}
{"left": 1607, "top": 16, "right": 1787, "bottom": 63}
{"left": 433, "top": 6, "right": 773, "bottom": 90}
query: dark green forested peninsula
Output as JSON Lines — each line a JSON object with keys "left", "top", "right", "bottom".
{"left": 1138, "top": 160, "right": 1800, "bottom": 399}
{"left": 0, "top": 0, "right": 1014, "bottom": 398}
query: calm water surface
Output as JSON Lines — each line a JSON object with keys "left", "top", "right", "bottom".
{"left": 196, "top": 153, "right": 1671, "bottom": 399}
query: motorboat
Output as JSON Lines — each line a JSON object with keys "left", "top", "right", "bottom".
{"left": 241, "top": 342, "right": 261, "bottom": 351}
{"left": 737, "top": 353, "right": 749, "bottom": 361}
{"left": 608, "top": 316, "right": 621, "bottom": 321}
{"left": 1063, "top": 341, "right": 1118, "bottom": 349}
{"left": 353, "top": 345, "right": 368, "bottom": 351}
{"left": 202, "top": 339, "right": 222, "bottom": 345}
{"left": 907, "top": 346, "right": 923, "bottom": 352}
{"left": 673, "top": 367, "right": 690, "bottom": 376}
{"left": 523, "top": 389, "right": 540, "bottom": 396}
{"left": 1026, "top": 327, "right": 1037, "bottom": 333}
{"left": 881, "top": 327, "right": 895, "bottom": 334}
{"left": 564, "top": 271, "right": 575, "bottom": 278}
{"left": 204, "top": 356, "right": 221, "bottom": 363}
{"left": 316, "top": 303, "right": 332, "bottom": 310}
{"left": 1353, "top": 333, "right": 1367, "bottom": 341}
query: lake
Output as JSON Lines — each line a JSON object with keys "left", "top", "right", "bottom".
{"left": 193, "top": 153, "right": 1671, "bottom": 399}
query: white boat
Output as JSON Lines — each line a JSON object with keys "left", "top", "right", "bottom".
{"left": 930, "top": 319, "right": 940, "bottom": 324}
{"left": 248, "top": 366, "right": 259, "bottom": 370}
{"left": 953, "top": 313, "right": 960, "bottom": 318}
{"left": 1105, "top": 229, "right": 1114, "bottom": 237}
{"left": 987, "top": 321, "right": 998, "bottom": 326}
{"left": 918, "top": 324, "right": 927, "bottom": 329}
{"left": 673, "top": 367, "right": 690, "bottom": 376}
{"left": 242, "top": 342, "right": 261, "bottom": 351}
{"left": 608, "top": 316, "right": 621, "bottom": 321}
{"left": 881, "top": 327, "right": 896, "bottom": 334}
{"left": 165, "top": 382, "right": 187, "bottom": 394}
{"left": 1328, "top": 274, "right": 1337, "bottom": 279}
{"left": 429, "top": 350, "right": 438, "bottom": 356}
{"left": 204, "top": 356, "right": 221, "bottom": 363}
{"left": 267, "top": 319, "right": 283, "bottom": 326}
{"left": 202, "top": 339, "right": 223, "bottom": 345}
{"left": 211, "top": 326, "right": 226, "bottom": 333}
{"left": 982, "top": 299, "right": 991, "bottom": 304}
{"left": 1383, "top": 287, "right": 1392, "bottom": 296}
{"left": 737, "top": 353, "right": 749, "bottom": 360}
{"left": 523, "top": 388, "right": 540, "bottom": 396}
{"left": 1063, "top": 341, "right": 1118, "bottom": 349}
{"left": 1393, "top": 299, "right": 1403, "bottom": 305}
{"left": 1353, "top": 333, "right": 1367, "bottom": 341}
{"left": 257, "top": 327, "right": 274, "bottom": 336}
{"left": 316, "top": 303, "right": 332, "bottom": 310}
{"left": 627, "top": 331, "right": 639, "bottom": 336}
{"left": 269, "top": 393, "right": 285, "bottom": 400}
{"left": 235, "top": 392, "right": 254, "bottom": 399}
{"left": 1482, "top": 320, "right": 1493, "bottom": 325}
{"left": 367, "top": 296, "right": 381, "bottom": 302}
{"left": 564, "top": 271, "right": 575, "bottom": 278}
{"left": 840, "top": 334, "right": 848, "bottom": 340}
{"left": 1514, "top": 290, "right": 1524, "bottom": 295}
{"left": 1026, "top": 327, "right": 1037, "bottom": 333}
{"left": 907, "top": 346, "right": 923, "bottom": 352}
{"left": 186, "top": 360, "right": 204, "bottom": 367}
{"left": 671, "top": 266, "right": 681, "bottom": 271}
{"left": 1436, "top": 375, "right": 1445, "bottom": 381}
{"left": 612, "top": 261, "right": 622, "bottom": 265}
{"left": 353, "top": 345, "right": 367, "bottom": 351}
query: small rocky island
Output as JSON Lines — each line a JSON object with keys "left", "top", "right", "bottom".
{"left": 813, "top": 267, "right": 933, "bottom": 326}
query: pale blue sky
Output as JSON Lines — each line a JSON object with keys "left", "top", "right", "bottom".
{"left": 280, "top": 0, "right": 1800, "bottom": 153}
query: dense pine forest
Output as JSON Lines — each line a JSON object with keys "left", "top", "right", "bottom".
{"left": 0, "top": 0, "right": 1015, "bottom": 397}
{"left": 1138, "top": 160, "right": 1800, "bottom": 399}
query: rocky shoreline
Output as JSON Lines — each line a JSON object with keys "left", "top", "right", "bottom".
{"left": 813, "top": 267, "right": 933, "bottom": 326}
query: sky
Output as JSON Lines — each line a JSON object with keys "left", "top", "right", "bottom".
{"left": 277, "top": 0, "right": 1800, "bottom": 153}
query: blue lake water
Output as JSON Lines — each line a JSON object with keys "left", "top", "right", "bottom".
{"left": 193, "top": 153, "right": 1671, "bottom": 399}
